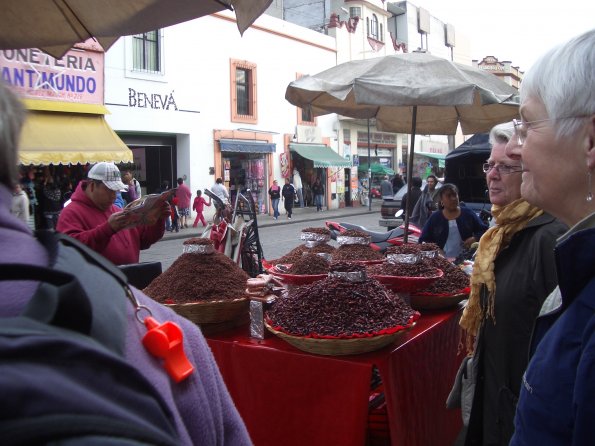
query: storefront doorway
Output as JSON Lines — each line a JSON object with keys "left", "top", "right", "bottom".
{"left": 222, "top": 153, "right": 268, "bottom": 214}
{"left": 344, "top": 168, "right": 352, "bottom": 206}
{"left": 120, "top": 135, "right": 177, "bottom": 195}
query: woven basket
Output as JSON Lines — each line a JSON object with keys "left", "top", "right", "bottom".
{"left": 409, "top": 291, "right": 468, "bottom": 311}
{"left": 166, "top": 297, "right": 249, "bottom": 324}
{"left": 264, "top": 321, "right": 414, "bottom": 356}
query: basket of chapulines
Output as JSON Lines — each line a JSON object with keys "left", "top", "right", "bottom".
{"left": 262, "top": 227, "right": 336, "bottom": 270}
{"left": 368, "top": 243, "right": 443, "bottom": 293}
{"left": 332, "top": 229, "right": 385, "bottom": 264}
{"left": 144, "top": 238, "right": 249, "bottom": 324}
{"left": 265, "top": 262, "right": 420, "bottom": 356}
{"left": 267, "top": 252, "right": 330, "bottom": 286}
{"left": 409, "top": 256, "right": 471, "bottom": 310}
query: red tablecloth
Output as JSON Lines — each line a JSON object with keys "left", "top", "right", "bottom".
{"left": 205, "top": 305, "right": 464, "bottom": 446}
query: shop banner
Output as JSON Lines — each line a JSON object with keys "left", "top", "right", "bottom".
{"left": 0, "top": 44, "right": 104, "bottom": 104}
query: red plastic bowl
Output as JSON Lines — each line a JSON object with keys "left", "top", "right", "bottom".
{"left": 371, "top": 268, "right": 444, "bottom": 293}
{"left": 261, "top": 258, "right": 275, "bottom": 271}
{"left": 266, "top": 264, "right": 328, "bottom": 286}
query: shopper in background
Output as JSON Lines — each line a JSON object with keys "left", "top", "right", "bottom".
{"left": 268, "top": 179, "right": 281, "bottom": 220}
{"left": 380, "top": 175, "right": 394, "bottom": 199}
{"left": 400, "top": 176, "right": 423, "bottom": 219}
{"left": 176, "top": 177, "right": 192, "bottom": 229}
{"left": 40, "top": 174, "right": 63, "bottom": 230}
{"left": 56, "top": 162, "right": 168, "bottom": 265}
{"left": 159, "top": 180, "right": 172, "bottom": 232}
{"left": 392, "top": 173, "right": 405, "bottom": 192}
{"left": 281, "top": 178, "right": 296, "bottom": 219}
{"left": 211, "top": 177, "right": 229, "bottom": 205}
{"left": 10, "top": 183, "right": 29, "bottom": 224}
{"left": 311, "top": 177, "right": 325, "bottom": 212}
{"left": 460, "top": 123, "right": 566, "bottom": 446}
{"left": 411, "top": 174, "right": 441, "bottom": 228}
{"left": 292, "top": 168, "right": 304, "bottom": 208}
{"left": 192, "top": 189, "right": 211, "bottom": 228}
{"left": 504, "top": 29, "right": 595, "bottom": 446}
{"left": 121, "top": 171, "right": 138, "bottom": 205}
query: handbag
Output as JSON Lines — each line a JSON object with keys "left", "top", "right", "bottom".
{"left": 446, "top": 354, "right": 477, "bottom": 426}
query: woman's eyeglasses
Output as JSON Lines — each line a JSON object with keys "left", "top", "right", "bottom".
{"left": 512, "top": 115, "right": 591, "bottom": 145}
{"left": 482, "top": 163, "right": 523, "bottom": 175}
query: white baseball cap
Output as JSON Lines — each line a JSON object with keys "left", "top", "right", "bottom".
{"left": 87, "top": 162, "right": 128, "bottom": 192}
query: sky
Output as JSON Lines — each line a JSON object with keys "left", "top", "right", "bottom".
{"left": 413, "top": 0, "right": 594, "bottom": 73}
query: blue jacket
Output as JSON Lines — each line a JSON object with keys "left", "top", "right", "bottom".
{"left": 418, "top": 206, "right": 488, "bottom": 250}
{"left": 511, "top": 220, "right": 595, "bottom": 446}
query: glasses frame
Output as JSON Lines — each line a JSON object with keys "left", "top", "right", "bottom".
{"left": 482, "top": 162, "right": 523, "bottom": 175}
{"left": 512, "top": 115, "right": 591, "bottom": 145}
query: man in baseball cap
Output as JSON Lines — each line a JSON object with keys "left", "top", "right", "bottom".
{"left": 87, "top": 162, "right": 128, "bottom": 192}
{"left": 56, "top": 162, "right": 169, "bottom": 265}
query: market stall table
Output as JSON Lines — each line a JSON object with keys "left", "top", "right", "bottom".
{"left": 205, "top": 304, "right": 464, "bottom": 446}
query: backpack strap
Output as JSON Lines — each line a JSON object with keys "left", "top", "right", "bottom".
{"left": 36, "top": 230, "right": 129, "bottom": 287}
{"left": 33, "top": 230, "right": 129, "bottom": 353}
{"left": 0, "top": 264, "right": 93, "bottom": 336}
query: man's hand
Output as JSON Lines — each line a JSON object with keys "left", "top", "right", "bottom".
{"left": 108, "top": 211, "right": 136, "bottom": 232}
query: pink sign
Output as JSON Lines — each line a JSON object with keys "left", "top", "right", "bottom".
{"left": 0, "top": 46, "right": 104, "bottom": 104}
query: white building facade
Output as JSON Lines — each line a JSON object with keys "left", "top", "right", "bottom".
{"left": 103, "top": 2, "right": 472, "bottom": 214}
{"left": 104, "top": 11, "right": 338, "bottom": 214}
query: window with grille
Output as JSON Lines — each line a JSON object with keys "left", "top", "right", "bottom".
{"left": 370, "top": 14, "right": 379, "bottom": 40}
{"left": 236, "top": 68, "right": 250, "bottom": 115}
{"left": 296, "top": 73, "right": 315, "bottom": 125}
{"left": 230, "top": 59, "right": 257, "bottom": 124}
{"left": 301, "top": 106, "right": 313, "bottom": 122}
{"left": 350, "top": 7, "right": 361, "bottom": 18}
{"left": 132, "top": 30, "right": 161, "bottom": 73}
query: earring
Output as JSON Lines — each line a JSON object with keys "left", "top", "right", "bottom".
{"left": 588, "top": 171, "right": 593, "bottom": 202}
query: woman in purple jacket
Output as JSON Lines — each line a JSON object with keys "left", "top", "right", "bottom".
{"left": 0, "top": 79, "right": 252, "bottom": 446}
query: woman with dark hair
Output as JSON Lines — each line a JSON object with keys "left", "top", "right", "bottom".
{"left": 418, "top": 183, "right": 488, "bottom": 259}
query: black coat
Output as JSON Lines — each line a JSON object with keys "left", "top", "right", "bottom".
{"left": 400, "top": 186, "right": 422, "bottom": 217}
{"left": 281, "top": 184, "right": 295, "bottom": 200}
{"left": 465, "top": 213, "right": 567, "bottom": 446}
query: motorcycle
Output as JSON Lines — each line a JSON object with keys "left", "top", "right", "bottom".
{"left": 325, "top": 214, "right": 422, "bottom": 253}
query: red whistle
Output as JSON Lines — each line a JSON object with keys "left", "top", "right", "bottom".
{"left": 142, "top": 316, "right": 195, "bottom": 383}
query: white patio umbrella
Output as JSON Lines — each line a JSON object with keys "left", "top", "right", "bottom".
{"left": 0, "top": 0, "right": 273, "bottom": 58}
{"left": 285, "top": 52, "right": 519, "bottom": 239}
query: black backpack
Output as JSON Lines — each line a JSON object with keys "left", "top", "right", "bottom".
{"left": 0, "top": 231, "right": 179, "bottom": 445}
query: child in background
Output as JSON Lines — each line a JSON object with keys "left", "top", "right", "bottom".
{"left": 170, "top": 195, "right": 180, "bottom": 233}
{"left": 192, "top": 189, "right": 211, "bottom": 227}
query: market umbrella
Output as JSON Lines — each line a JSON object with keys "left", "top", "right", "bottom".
{"left": 0, "top": 0, "right": 273, "bottom": 58}
{"left": 358, "top": 163, "right": 395, "bottom": 176}
{"left": 285, "top": 52, "right": 519, "bottom": 240}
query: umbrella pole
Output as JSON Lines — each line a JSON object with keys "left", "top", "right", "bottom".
{"left": 403, "top": 106, "right": 417, "bottom": 243}
{"left": 367, "top": 119, "right": 372, "bottom": 211}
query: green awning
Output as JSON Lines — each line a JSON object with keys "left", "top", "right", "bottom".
{"left": 418, "top": 152, "right": 446, "bottom": 168}
{"left": 289, "top": 143, "right": 351, "bottom": 168}
{"left": 358, "top": 163, "right": 395, "bottom": 176}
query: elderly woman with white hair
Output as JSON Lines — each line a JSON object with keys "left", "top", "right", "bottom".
{"left": 458, "top": 123, "right": 566, "bottom": 446}
{"left": 504, "top": 29, "right": 595, "bottom": 445}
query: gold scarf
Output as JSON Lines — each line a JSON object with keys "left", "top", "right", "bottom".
{"left": 459, "top": 199, "right": 543, "bottom": 352}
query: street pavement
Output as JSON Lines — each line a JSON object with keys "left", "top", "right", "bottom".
{"left": 140, "top": 201, "right": 390, "bottom": 271}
